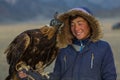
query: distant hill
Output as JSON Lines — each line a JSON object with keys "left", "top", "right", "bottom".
{"left": 0, "top": 0, "right": 120, "bottom": 23}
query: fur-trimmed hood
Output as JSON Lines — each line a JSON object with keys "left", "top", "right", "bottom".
{"left": 58, "top": 9, "right": 103, "bottom": 42}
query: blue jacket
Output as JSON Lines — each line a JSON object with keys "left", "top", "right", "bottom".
{"left": 51, "top": 39, "right": 117, "bottom": 80}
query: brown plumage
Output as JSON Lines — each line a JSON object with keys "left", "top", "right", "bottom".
{"left": 4, "top": 22, "right": 73, "bottom": 80}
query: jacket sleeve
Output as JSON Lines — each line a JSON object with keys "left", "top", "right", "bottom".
{"left": 18, "top": 69, "right": 49, "bottom": 80}
{"left": 101, "top": 43, "right": 117, "bottom": 80}
{"left": 28, "top": 54, "right": 62, "bottom": 80}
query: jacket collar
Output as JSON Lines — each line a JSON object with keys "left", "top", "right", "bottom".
{"left": 72, "top": 37, "right": 90, "bottom": 46}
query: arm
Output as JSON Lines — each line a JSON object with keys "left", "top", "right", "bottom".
{"left": 18, "top": 54, "right": 62, "bottom": 80}
{"left": 18, "top": 69, "right": 49, "bottom": 80}
{"left": 101, "top": 43, "right": 117, "bottom": 80}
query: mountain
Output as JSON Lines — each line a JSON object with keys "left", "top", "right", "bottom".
{"left": 0, "top": 0, "right": 120, "bottom": 23}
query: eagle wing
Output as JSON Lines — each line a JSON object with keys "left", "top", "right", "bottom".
{"left": 5, "top": 33, "right": 30, "bottom": 65}
{"left": 5, "top": 26, "right": 58, "bottom": 75}
{"left": 4, "top": 32, "right": 30, "bottom": 74}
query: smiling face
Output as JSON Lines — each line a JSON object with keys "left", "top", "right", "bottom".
{"left": 70, "top": 17, "right": 91, "bottom": 40}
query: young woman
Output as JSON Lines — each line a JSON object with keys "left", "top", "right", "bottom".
{"left": 50, "top": 7, "right": 117, "bottom": 80}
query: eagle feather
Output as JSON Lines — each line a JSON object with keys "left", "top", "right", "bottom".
{"left": 5, "top": 24, "right": 73, "bottom": 80}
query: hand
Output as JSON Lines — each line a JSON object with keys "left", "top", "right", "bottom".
{"left": 18, "top": 71, "right": 28, "bottom": 78}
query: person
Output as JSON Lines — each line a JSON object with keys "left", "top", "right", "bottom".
{"left": 18, "top": 7, "right": 117, "bottom": 80}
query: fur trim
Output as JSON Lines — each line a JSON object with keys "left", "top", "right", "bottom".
{"left": 40, "top": 25, "right": 73, "bottom": 48}
{"left": 58, "top": 10, "right": 103, "bottom": 42}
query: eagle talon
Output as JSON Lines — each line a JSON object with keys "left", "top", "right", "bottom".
{"left": 40, "top": 72, "right": 50, "bottom": 79}
{"left": 16, "top": 61, "right": 30, "bottom": 72}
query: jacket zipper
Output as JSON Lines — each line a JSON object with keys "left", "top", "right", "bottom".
{"left": 63, "top": 55, "right": 67, "bottom": 70}
{"left": 91, "top": 53, "right": 94, "bottom": 69}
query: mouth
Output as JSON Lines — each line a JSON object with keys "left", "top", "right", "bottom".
{"left": 75, "top": 32, "right": 83, "bottom": 35}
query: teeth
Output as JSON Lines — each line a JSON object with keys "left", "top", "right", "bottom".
{"left": 76, "top": 32, "right": 82, "bottom": 35}
{"left": 77, "top": 33, "right": 81, "bottom": 34}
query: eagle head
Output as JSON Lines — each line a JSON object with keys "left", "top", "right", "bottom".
{"left": 50, "top": 12, "right": 73, "bottom": 48}
{"left": 50, "top": 12, "right": 64, "bottom": 34}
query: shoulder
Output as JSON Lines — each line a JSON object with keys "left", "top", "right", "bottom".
{"left": 90, "top": 40, "right": 112, "bottom": 53}
{"left": 91, "top": 40, "right": 113, "bottom": 61}
{"left": 93, "top": 40, "right": 111, "bottom": 49}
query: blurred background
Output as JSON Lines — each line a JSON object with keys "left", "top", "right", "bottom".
{"left": 0, "top": 0, "right": 120, "bottom": 80}
{"left": 0, "top": 0, "right": 120, "bottom": 23}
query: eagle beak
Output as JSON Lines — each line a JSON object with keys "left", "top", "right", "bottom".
{"left": 50, "top": 12, "right": 65, "bottom": 33}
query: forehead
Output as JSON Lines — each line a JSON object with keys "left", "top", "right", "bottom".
{"left": 71, "top": 17, "right": 87, "bottom": 23}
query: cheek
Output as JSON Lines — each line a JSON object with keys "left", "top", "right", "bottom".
{"left": 84, "top": 27, "right": 91, "bottom": 35}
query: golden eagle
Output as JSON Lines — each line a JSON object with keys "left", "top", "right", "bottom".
{"left": 4, "top": 13, "right": 73, "bottom": 80}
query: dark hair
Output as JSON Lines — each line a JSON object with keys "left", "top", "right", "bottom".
{"left": 68, "top": 15, "right": 80, "bottom": 26}
{"left": 68, "top": 15, "right": 90, "bottom": 26}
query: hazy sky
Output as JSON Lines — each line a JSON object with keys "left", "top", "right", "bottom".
{"left": 87, "top": 0, "right": 120, "bottom": 9}
{"left": 4, "top": 0, "right": 120, "bottom": 9}
{"left": 5, "top": 0, "right": 17, "bottom": 4}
